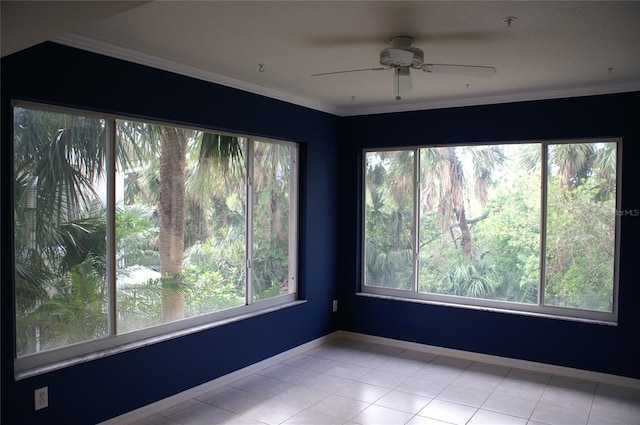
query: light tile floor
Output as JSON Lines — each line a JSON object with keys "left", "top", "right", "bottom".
{"left": 130, "top": 339, "right": 640, "bottom": 425}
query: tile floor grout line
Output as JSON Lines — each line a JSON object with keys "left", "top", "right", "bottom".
{"left": 129, "top": 340, "right": 640, "bottom": 425}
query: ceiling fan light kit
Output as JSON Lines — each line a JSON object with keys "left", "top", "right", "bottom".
{"left": 380, "top": 47, "right": 423, "bottom": 68}
{"left": 380, "top": 36, "right": 424, "bottom": 68}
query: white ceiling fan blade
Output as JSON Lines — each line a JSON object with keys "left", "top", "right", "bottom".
{"left": 311, "top": 67, "right": 388, "bottom": 77}
{"left": 423, "top": 64, "right": 497, "bottom": 77}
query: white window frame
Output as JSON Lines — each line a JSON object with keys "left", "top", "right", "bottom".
{"left": 361, "top": 139, "right": 621, "bottom": 325}
{"left": 12, "top": 101, "right": 300, "bottom": 378}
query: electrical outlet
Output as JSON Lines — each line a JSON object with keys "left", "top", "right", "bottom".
{"left": 332, "top": 299, "right": 338, "bottom": 312}
{"left": 35, "top": 387, "right": 48, "bottom": 410}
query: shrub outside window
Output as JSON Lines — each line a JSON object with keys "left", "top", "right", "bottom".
{"left": 13, "top": 102, "right": 298, "bottom": 374}
{"left": 363, "top": 140, "right": 619, "bottom": 323}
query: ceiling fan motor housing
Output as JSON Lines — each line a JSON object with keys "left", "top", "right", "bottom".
{"left": 380, "top": 46, "right": 424, "bottom": 68}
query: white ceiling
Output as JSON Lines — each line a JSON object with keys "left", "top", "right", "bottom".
{"left": 3, "top": 1, "right": 640, "bottom": 116}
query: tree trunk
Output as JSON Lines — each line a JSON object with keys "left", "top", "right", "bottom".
{"left": 458, "top": 208, "right": 473, "bottom": 259}
{"left": 447, "top": 147, "right": 473, "bottom": 260}
{"left": 158, "top": 127, "right": 188, "bottom": 322}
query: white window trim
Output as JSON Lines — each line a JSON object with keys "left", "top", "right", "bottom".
{"left": 12, "top": 100, "right": 300, "bottom": 377}
{"left": 361, "top": 139, "right": 621, "bottom": 325}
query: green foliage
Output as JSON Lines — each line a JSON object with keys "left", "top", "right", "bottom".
{"left": 16, "top": 254, "right": 108, "bottom": 356}
{"left": 116, "top": 278, "right": 163, "bottom": 333}
{"left": 14, "top": 108, "right": 295, "bottom": 355}
{"left": 116, "top": 203, "right": 159, "bottom": 268}
{"left": 250, "top": 142, "right": 294, "bottom": 300}
{"left": 545, "top": 177, "right": 615, "bottom": 311}
{"left": 365, "top": 142, "right": 617, "bottom": 313}
{"left": 366, "top": 239, "right": 414, "bottom": 289}
{"left": 364, "top": 151, "right": 415, "bottom": 289}
{"left": 14, "top": 203, "right": 109, "bottom": 355}
{"left": 472, "top": 171, "right": 541, "bottom": 304}
{"left": 424, "top": 246, "right": 500, "bottom": 298}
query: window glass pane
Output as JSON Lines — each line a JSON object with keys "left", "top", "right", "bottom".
{"left": 418, "top": 145, "right": 541, "bottom": 303}
{"left": 14, "top": 107, "right": 108, "bottom": 356}
{"left": 364, "top": 150, "right": 415, "bottom": 290}
{"left": 252, "top": 141, "right": 294, "bottom": 301}
{"left": 116, "top": 121, "right": 246, "bottom": 333}
{"left": 363, "top": 140, "right": 618, "bottom": 321}
{"left": 545, "top": 142, "right": 617, "bottom": 312}
{"left": 13, "top": 104, "right": 299, "bottom": 371}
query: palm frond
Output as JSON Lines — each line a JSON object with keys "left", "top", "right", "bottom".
{"left": 518, "top": 144, "right": 542, "bottom": 172}
{"left": 592, "top": 142, "right": 617, "bottom": 199}
{"left": 188, "top": 132, "right": 244, "bottom": 205}
{"left": 469, "top": 146, "right": 504, "bottom": 206}
{"left": 549, "top": 143, "right": 595, "bottom": 188}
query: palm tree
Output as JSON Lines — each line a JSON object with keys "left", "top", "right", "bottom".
{"left": 14, "top": 106, "right": 246, "bottom": 355}
{"left": 520, "top": 142, "right": 616, "bottom": 196}
{"left": 516, "top": 141, "right": 617, "bottom": 310}
{"left": 118, "top": 123, "right": 244, "bottom": 322}
{"left": 364, "top": 151, "right": 415, "bottom": 288}
{"left": 364, "top": 146, "right": 503, "bottom": 293}
{"left": 543, "top": 142, "right": 617, "bottom": 311}
{"left": 251, "top": 141, "right": 294, "bottom": 298}
{"left": 186, "top": 133, "right": 245, "bottom": 245}
{"left": 430, "top": 244, "right": 500, "bottom": 298}
{"left": 550, "top": 143, "right": 595, "bottom": 189}
{"left": 13, "top": 107, "right": 111, "bottom": 354}
{"left": 156, "top": 126, "right": 188, "bottom": 321}
{"left": 420, "top": 145, "right": 503, "bottom": 259}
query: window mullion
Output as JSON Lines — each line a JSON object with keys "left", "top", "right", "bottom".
{"left": 288, "top": 146, "right": 298, "bottom": 293}
{"left": 106, "top": 117, "right": 117, "bottom": 336}
{"left": 413, "top": 148, "right": 420, "bottom": 294}
{"left": 246, "top": 138, "right": 254, "bottom": 305}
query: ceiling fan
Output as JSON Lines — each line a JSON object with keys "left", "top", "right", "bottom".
{"left": 311, "top": 36, "right": 497, "bottom": 100}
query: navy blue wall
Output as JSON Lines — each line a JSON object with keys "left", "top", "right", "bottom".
{"left": 3, "top": 41, "right": 639, "bottom": 425}
{"left": 338, "top": 93, "right": 640, "bottom": 380}
{"left": 1, "top": 43, "right": 340, "bottom": 425}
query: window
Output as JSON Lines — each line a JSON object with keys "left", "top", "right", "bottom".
{"left": 13, "top": 102, "right": 298, "bottom": 374}
{"left": 363, "top": 140, "right": 620, "bottom": 323}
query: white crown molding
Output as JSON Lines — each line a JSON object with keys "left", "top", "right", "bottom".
{"left": 53, "top": 34, "right": 640, "bottom": 118}
{"left": 337, "top": 80, "right": 640, "bottom": 117}
{"left": 53, "top": 33, "right": 340, "bottom": 116}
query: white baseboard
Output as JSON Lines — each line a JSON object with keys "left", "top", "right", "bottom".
{"left": 337, "top": 331, "right": 640, "bottom": 390}
{"left": 101, "top": 330, "right": 640, "bottom": 424}
{"left": 98, "top": 333, "right": 339, "bottom": 425}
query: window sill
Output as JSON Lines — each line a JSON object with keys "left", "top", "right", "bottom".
{"left": 357, "top": 291, "right": 617, "bottom": 326}
{"left": 15, "top": 299, "right": 306, "bottom": 380}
